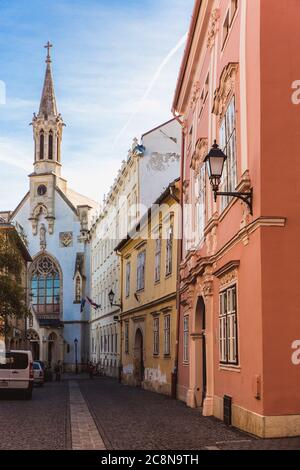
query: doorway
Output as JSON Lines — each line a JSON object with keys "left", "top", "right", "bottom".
{"left": 48, "top": 332, "right": 57, "bottom": 367}
{"left": 194, "top": 296, "right": 207, "bottom": 407}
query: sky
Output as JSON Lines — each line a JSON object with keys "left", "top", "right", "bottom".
{"left": 0, "top": 0, "right": 194, "bottom": 211}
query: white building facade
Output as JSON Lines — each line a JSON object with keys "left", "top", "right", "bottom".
{"left": 89, "top": 142, "right": 139, "bottom": 377}
{"left": 10, "top": 44, "right": 98, "bottom": 370}
{"left": 89, "top": 118, "right": 181, "bottom": 377}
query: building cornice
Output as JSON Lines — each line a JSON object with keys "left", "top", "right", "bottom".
{"left": 121, "top": 292, "right": 176, "bottom": 318}
{"left": 180, "top": 216, "right": 286, "bottom": 287}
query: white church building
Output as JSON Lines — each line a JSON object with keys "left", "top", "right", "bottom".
{"left": 10, "top": 43, "right": 99, "bottom": 370}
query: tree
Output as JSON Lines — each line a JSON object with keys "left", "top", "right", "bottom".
{"left": 0, "top": 229, "right": 30, "bottom": 348}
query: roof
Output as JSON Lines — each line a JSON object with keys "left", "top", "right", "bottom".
{"left": 172, "top": 0, "right": 203, "bottom": 113}
{"left": 0, "top": 222, "right": 32, "bottom": 262}
{"left": 115, "top": 178, "right": 180, "bottom": 252}
{"left": 141, "top": 118, "right": 177, "bottom": 139}
{"left": 0, "top": 211, "right": 11, "bottom": 222}
{"left": 66, "top": 188, "right": 99, "bottom": 210}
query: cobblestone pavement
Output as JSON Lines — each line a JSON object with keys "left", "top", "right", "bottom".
{"left": 0, "top": 382, "right": 71, "bottom": 450}
{"left": 69, "top": 380, "right": 105, "bottom": 450}
{"left": 80, "top": 377, "right": 300, "bottom": 451}
{"left": 1, "top": 377, "right": 300, "bottom": 450}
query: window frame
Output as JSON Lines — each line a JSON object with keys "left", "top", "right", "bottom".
{"left": 136, "top": 250, "right": 146, "bottom": 292}
{"left": 153, "top": 317, "right": 159, "bottom": 356}
{"left": 124, "top": 321, "right": 129, "bottom": 354}
{"left": 165, "top": 224, "right": 173, "bottom": 277}
{"left": 183, "top": 315, "right": 189, "bottom": 363}
{"left": 125, "top": 261, "right": 131, "bottom": 298}
{"left": 219, "top": 284, "right": 239, "bottom": 366}
{"left": 219, "top": 96, "right": 237, "bottom": 211}
{"left": 164, "top": 314, "right": 171, "bottom": 356}
{"left": 154, "top": 237, "right": 161, "bottom": 283}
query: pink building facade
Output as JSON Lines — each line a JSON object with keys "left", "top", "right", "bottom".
{"left": 173, "top": 0, "right": 300, "bottom": 438}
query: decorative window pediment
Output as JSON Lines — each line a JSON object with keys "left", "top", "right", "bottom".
{"left": 190, "top": 138, "right": 208, "bottom": 174}
{"left": 212, "top": 63, "right": 239, "bottom": 124}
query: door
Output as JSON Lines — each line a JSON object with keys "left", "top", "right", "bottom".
{"left": 9, "top": 352, "right": 30, "bottom": 389}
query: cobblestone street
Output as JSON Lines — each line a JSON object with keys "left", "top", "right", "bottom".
{"left": 0, "top": 381, "right": 70, "bottom": 450}
{"left": 1, "top": 376, "right": 300, "bottom": 450}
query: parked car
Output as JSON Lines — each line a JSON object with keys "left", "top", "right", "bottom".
{"left": 33, "top": 361, "right": 44, "bottom": 387}
{"left": 35, "top": 360, "right": 46, "bottom": 371}
{"left": 0, "top": 350, "right": 34, "bottom": 399}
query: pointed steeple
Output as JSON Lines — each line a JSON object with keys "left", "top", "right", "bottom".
{"left": 31, "top": 42, "right": 64, "bottom": 175}
{"left": 39, "top": 42, "right": 57, "bottom": 118}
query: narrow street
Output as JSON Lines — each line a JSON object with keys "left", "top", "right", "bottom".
{"left": 1, "top": 376, "right": 300, "bottom": 451}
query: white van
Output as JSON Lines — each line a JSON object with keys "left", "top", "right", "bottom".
{"left": 0, "top": 350, "right": 34, "bottom": 400}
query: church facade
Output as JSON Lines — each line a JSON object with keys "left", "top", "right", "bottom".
{"left": 10, "top": 44, "right": 98, "bottom": 370}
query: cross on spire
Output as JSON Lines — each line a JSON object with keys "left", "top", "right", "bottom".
{"left": 44, "top": 41, "right": 53, "bottom": 63}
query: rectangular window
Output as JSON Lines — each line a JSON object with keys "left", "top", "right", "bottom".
{"left": 137, "top": 251, "right": 146, "bottom": 291}
{"left": 219, "top": 285, "right": 238, "bottom": 365}
{"left": 155, "top": 238, "right": 161, "bottom": 282}
{"left": 164, "top": 315, "right": 171, "bottom": 356}
{"left": 196, "top": 165, "right": 206, "bottom": 243}
{"left": 153, "top": 317, "right": 159, "bottom": 355}
{"left": 183, "top": 316, "right": 189, "bottom": 363}
{"left": 125, "top": 262, "right": 131, "bottom": 297}
{"left": 125, "top": 321, "right": 129, "bottom": 354}
{"left": 166, "top": 225, "right": 173, "bottom": 276}
{"left": 219, "top": 97, "right": 237, "bottom": 210}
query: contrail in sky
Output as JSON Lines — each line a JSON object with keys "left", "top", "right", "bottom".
{"left": 113, "top": 32, "right": 188, "bottom": 148}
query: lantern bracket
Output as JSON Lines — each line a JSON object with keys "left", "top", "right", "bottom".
{"left": 214, "top": 188, "right": 253, "bottom": 215}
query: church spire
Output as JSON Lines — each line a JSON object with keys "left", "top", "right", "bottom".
{"left": 31, "top": 43, "right": 64, "bottom": 175}
{"left": 39, "top": 42, "right": 57, "bottom": 118}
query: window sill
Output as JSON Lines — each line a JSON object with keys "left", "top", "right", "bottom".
{"left": 164, "top": 354, "right": 171, "bottom": 359}
{"left": 165, "top": 273, "right": 172, "bottom": 280}
{"left": 153, "top": 354, "right": 159, "bottom": 358}
{"left": 182, "top": 361, "right": 189, "bottom": 366}
{"left": 73, "top": 301, "right": 81, "bottom": 304}
{"left": 219, "top": 364, "right": 240, "bottom": 373}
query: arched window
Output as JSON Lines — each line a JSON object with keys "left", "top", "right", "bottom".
{"left": 40, "top": 131, "right": 44, "bottom": 160}
{"left": 75, "top": 275, "right": 81, "bottom": 303}
{"left": 48, "top": 131, "right": 53, "bottom": 160}
{"left": 57, "top": 134, "right": 60, "bottom": 162}
{"left": 31, "top": 255, "right": 61, "bottom": 317}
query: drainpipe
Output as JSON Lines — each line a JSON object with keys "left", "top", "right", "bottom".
{"left": 171, "top": 111, "right": 185, "bottom": 399}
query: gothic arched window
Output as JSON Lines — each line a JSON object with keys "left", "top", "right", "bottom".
{"left": 39, "top": 131, "right": 44, "bottom": 160}
{"left": 57, "top": 134, "right": 60, "bottom": 162}
{"left": 48, "top": 131, "right": 53, "bottom": 160}
{"left": 31, "top": 256, "right": 61, "bottom": 317}
{"left": 75, "top": 275, "right": 81, "bottom": 303}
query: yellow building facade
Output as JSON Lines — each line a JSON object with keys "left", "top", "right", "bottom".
{"left": 116, "top": 180, "right": 180, "bottom": 396}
